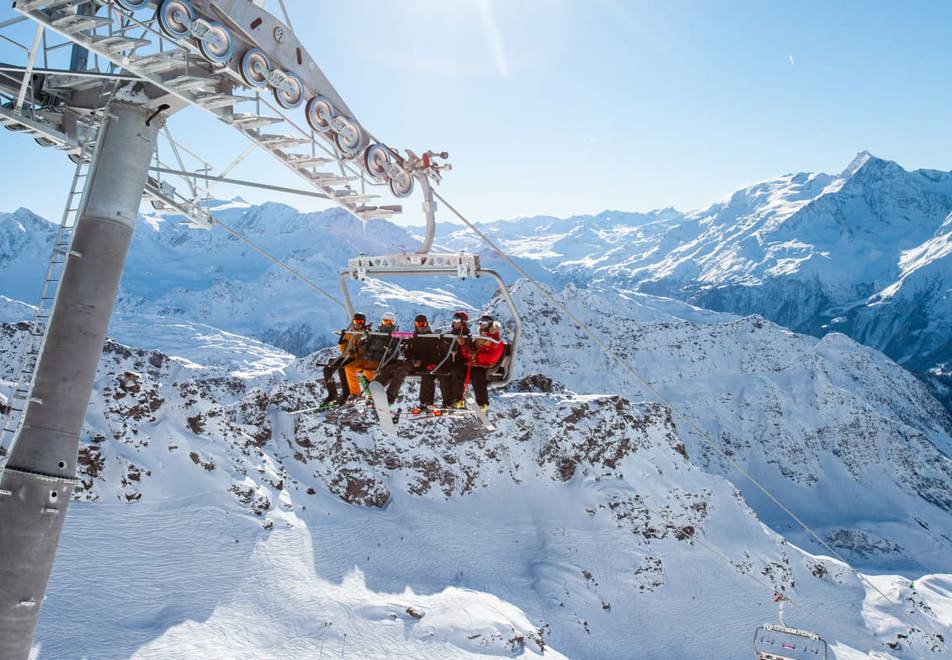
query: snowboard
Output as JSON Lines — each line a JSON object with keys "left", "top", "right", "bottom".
{"left": 464, "top": 392, "right": 495, "bottom": 431}
{"left": 368, "top": 381, "right": 398, "bottom": 437}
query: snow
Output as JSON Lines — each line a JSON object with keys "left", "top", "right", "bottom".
{"left": 1, "top": 273, "right": 949, "bottom": 657}
{"left": 127, "top": 512, "right": 557, "bottom": 659}
{"left": 1, "top": 152, "right": 952, "bottom": 657}
{"left": 108, "top": 313, "right": 295, "bottom": 378}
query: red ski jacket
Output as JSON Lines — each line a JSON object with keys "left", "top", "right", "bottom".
{"left": 462, "top": 328, "right": 505, "bottom": 367}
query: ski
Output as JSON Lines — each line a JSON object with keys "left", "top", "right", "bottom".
{"left": 289, "top": 401, "right": 338, "bottom": 415}
{"left": 404, "top": 406, "right": 476, "bottom": 421}
{"left": 464, "top": 392, "right": 495, "bottom": 431}
{"left": 368, "top": 380, "right": 398, "bottom": 437}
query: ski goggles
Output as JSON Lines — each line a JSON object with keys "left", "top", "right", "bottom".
{"left": 381, "top": 318, "right": 395, "bottom": 326}
{"left": 415, "top": 320, "right": 428, "bottom": 327}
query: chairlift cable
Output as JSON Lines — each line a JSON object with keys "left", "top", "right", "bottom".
{"left": 431, "top": 189, "right": 897, "bottom": 606}
{"left": 212, "top": 217, "right": 346, "bottom": 311}
{"left": 692, "top": 533, "right": 812, "bottom": 616}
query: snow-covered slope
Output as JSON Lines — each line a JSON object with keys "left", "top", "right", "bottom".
{"left": 494, "top": 282, "right": 952, "bottom": 575}
{"left": 0, "top": 208, "right": 59, "bottom": 304}
{"left": 3, "top": 278, "right": 952, "bottom": 658}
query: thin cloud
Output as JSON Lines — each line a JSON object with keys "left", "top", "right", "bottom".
{"left": 476, "top": 0, "right": 510, "bottom": 78}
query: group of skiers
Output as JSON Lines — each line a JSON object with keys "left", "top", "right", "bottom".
{"left": 320, "top": 310, "right": 505, "bottom": 414}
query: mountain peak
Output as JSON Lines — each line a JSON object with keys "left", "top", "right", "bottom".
{"left": 841, "top": 150, "right": 875, "bottom": 178}
{"left": 839, "top": 151, "right": 907, "bottom": 182}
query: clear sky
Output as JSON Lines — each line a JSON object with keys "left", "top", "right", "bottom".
{"left": 2, "top": 0, "right": 951, "bottom": 225}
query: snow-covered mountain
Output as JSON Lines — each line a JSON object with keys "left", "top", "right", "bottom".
{"left": 0, "top": 200, "right": 532, "bottom": 359}
{"left": 3, "top": 150, "right": 947, "bottom": 402}
{"left": 440, "top": 152, "right": 952, "bottom": 409}
{"left": 3, "top": 151, "right": 952, "bottom": 656}
{"left": 493, "top": 283, "right": 952, "bottom": 575}
{"left": 3, "top": 280, "right": 952, "bottom": 658}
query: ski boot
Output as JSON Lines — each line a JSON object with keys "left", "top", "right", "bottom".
{"left": 318, "top": 393, "right": 339, "bottom": 410}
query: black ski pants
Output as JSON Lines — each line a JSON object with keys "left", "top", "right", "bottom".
{"left": 323, "top": 355, "right": 354, "bottom": 402}
{"left": 469, "top": 366, "right": 490, "bottom": 406}
{"left": 376, "top": 362, "right": 439, "bottom": 407}
{"left": 375, "top": 361, "right": 408, "bottom": 405}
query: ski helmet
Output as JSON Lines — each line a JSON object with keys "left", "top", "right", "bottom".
{"left": 477, "top": 314, "right": 494, "bottom": 328}
{"left": 381, "top": 311, "right": 396, "bottom": 325}
{"left": 452, "top": 311, "right": 469, "bottom": 323}
{"left": 352, "top": 312, "right": 367, "bottom": 325}
{"left": 414, "top": 314, "right": 429, "bottom": 326}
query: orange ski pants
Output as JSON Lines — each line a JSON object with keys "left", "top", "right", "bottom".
{"left": 345, "top": 359, "right": 379, "bottom": 395}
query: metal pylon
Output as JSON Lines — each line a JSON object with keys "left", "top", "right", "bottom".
{"left": 0, "top": 100, "right": 161, "bottom": 660}
{"left": 0, "top": 120, "right": 102, "bottom": 466}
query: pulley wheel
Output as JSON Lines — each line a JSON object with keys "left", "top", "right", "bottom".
{"left": 198, "top": 21, "right": 234, "bottom": 64}
{"left": 2, "top": 103, "right": 27, "bottom": 132}
{"left": 363, "top": 144, "right": 391, "bottom": 182}
{"left": 116, "top": 0, "right": 151, "bottom": 10}
{"left": 333, "top": 117, "right": 366, "bottom": 157}
{"left": 156, "top": 0, "right": 195, "bottom": 39}
{"left": 273, "top": 71, "right": 305, "bottom": 109}
{"left": 239, "top": 48, "right": 271, "bottom": 88}
{"left": 389, "top": 169, "right": 415, "bottom": 198}
{"left": 305, "top": 95, "right": 334, "bottom": 133}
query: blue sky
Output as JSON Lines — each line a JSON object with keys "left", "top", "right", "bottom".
{"left": 2, "top": 0, "right": 951, "bottom": 225}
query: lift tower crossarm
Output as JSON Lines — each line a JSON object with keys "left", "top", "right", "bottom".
{"left": 12, "top": 0, "right": 402, "bottom": 223}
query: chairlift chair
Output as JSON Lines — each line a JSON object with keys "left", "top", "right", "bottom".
{"left": 753, "top": 623, "right": 829, "bottom": 660}
{"left": 754, "top": 597, "right": 828, "bottom": 660}
{"left": 338, "top": 175, "right": 522, "bottom": 425}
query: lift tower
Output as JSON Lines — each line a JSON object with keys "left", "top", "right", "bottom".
{"left": 0, "top": 98, "right": 162, "bottom": 659}
{"left": 0, "top": 2, "right": 479, "bottom": 655}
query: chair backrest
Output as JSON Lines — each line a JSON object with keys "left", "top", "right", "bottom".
{"left": 393, "top": 334, "right": 455, "bottom": 376}
{"left": 364, "top": 331, "right": 398, "bottom": 361}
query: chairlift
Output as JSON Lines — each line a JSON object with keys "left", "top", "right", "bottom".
{"left": 753, "top": 596, "right": 829, "bottom": 660}
{"left": 337, "top": 173, "right": 521, "bottom": 428}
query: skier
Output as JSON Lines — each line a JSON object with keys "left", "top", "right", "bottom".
{"left": 444, "top": 310, "right": 472, "bottom": 408}
{"left": 413, "top": 314, "right": 441, "bottom": 407}
{"left": 321, "top": 312, "right": 367, "bottom": 407}
{"left": 375, "top": 313, "right": 436, "bottom": 407}
{"left": 460, "top": 315, "right": 505, "bottom": 413}
{"left": 344, "top": 311, "right": 398, "bottom": 397}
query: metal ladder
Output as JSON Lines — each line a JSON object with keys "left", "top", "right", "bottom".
{"left": 0, "top": 123, "right": 101, "bottom": 466}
